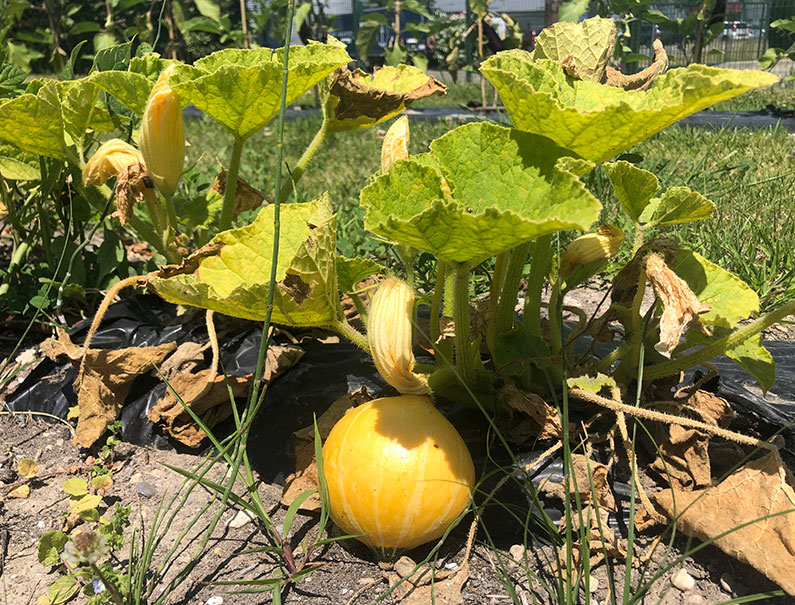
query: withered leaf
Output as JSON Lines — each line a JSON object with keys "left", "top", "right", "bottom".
{"left": 210, "top": 169, "right": 268, "bottom": 217}
{"left": 645, "top": 252, "right": 711, "bottom": 357}
{"left": 496, "top": 379, "right": 565, "bottom": 440}
{"left": 278, "top": 272, "right": 311, "bottom": 305}
{"left": 653, "top": 451, "right": 795, "bottom": 596}
{"left": 41, "top": 330, "right": 177, "bottom": 448}
{"left": 114, "top": 162, "right": 155, "bottom": 226}
{"left": 604, "top": 40, "right": 668, "bottom": 91}
{"left": 148, "top": 369, "right": 252, "bottom": 447}
{"left": 540, "top": 454, "right": 616, "bottom": 511}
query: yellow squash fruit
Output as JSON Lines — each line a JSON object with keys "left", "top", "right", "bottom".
{"left": 322, "top": 394, "right": 475, "bottom": 556}
{"left": 368, "top": 278, "right": 430, "bottom": 395}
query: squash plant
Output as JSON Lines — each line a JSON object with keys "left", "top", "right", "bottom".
{"left": 147, "top": 18, "right": 790, "bottom": 409}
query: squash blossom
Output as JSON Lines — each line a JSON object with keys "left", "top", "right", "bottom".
{"left": 139, "top": 65, "right": 184, "bottom": 199}
{"left": 560, "top": 224, "right": 624, "bottom": 278}
{"left": 82, "top": 139, "right": 143, "bottom": 186}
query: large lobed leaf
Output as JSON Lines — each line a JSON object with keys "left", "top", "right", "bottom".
{"left": 361, "top": 122, "right": 601, "bottom": 264}
{"left": 148, "top": 196, "right": 340, "bottom": 326}
{"left": 481, "top": 52, "right": 778, "bottom": 163}
{"left": 168, "top": 44, "right": 351, "bottom": 139}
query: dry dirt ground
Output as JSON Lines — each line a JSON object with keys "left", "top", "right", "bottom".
{"left": 1, "top": 280, "right": 795, "bottom": 604}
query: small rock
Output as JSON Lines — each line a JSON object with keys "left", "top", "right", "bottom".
{"left": 226, "top": 509, "right": 255, "bottom": 529}
{"left": 720, "top": 572, "right": 738, "bottom": 594}
{"left": 36, "top": 520, "right": 45, "bottom": 529}
{"left": 671, "top": 569, "right": 696, "bottom": 591}
{"left": 683, "top": 595, "right": 705, "bottom": 605}
{"left": 135, "top": 481, "right": 156, "bottom": 498}
{"left": 394, "top": 556, "right": 416, "bottom": 579}
{"left": 341, "top": 588, "right": 349, "bottom": 595}
{"left": 444, "top": 561, "right": 459, "bottom": 571}
{"left": 509, "top": 544, "right": 525, "bottom": 561}
{"left": 358, "top": 578, "right": 375, "bottom": 585}
{"left": 205, "top": 597, "right": 223, "bottom": 605}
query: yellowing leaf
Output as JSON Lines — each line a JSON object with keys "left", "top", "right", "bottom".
{"left": 481, "top": 50, "right": 779, "bottom": 163}
{"left": 18, "top": 458, "right": 38, "bottom": 478}
{"left": 62, "top": 477, "right": 89, "bottom": 497}
{"left": 149, "top": 195, "right": 339, "bottom": 324}
{"left": 69, "top": 493, "right": 102, "bottom": 514}
{"left": 92, "top": 474, "right": 113, "bottom": 492}
{"left": 8, "top": 484, "right": 30, "bottom": 498}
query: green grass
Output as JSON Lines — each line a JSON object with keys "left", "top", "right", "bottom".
{"left": 711, "top": 80, "right": 795, "bottom": 111}
{"left": 183, "top": 111, "right": 795, "bottom": 311}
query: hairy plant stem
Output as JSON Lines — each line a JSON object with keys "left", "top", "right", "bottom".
{"left": 0, "top": 239, "right": 31, "bottom": 297}
{"left": 629, "top": 268, "right": 648, "bottom": 372}
{"left": 278, "top": 117, "right": 329, "bottom": 203}
{"left": 632, "top": 224, "right": 645, "bottom": 254}
{"left": 219, "top": 136, "right": 245, "bottom": 231}
{"left": 430, "top": 260, "right": 447, "bottom": 347}
{"left": 332, "top": 319, "right": 370, "bottom": 352}
{"left": 524, "top": 234, "right": 553, "bottom": 337}
{"left": 485, "top": 250, "right": 508, "bottom": 355}
{"left": 495, "top": 241, "right": 532, "bottom": 337}
{"left": 644, "top": 299, "right": 795, "bottom": 381}
{"left": 161, "top": 189, "right": 179, "bottom": 234}
{"left": 453, "top": 262, "right": 474, "bottom": 384}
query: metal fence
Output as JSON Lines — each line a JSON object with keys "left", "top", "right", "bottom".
{"left": 628, "top": 0, "right": 795, "bottom": 69}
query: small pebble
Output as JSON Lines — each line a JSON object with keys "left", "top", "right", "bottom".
{"left": 720, "top": 572, "right": 739, "bottom": 594}
{"left": 36, "top": 520, "right": 45, "bottom": 529}
{"left": 509, "top": 544, "right": 525, "bottom": 561}
{"left": 444, "top": 561, "right": 459, "bottom": 571}
{"left": 135, "top": 481, "right": 156, "bottom": 498}
{"left": 672, "top": 568, "right": 696, "bottom": 591}
{"left": 226, "top": 509, "right": 254, "bottom": 529}
{"left": 205, "top": 597, "right": 223, "bottom": 605}
{"left": 341, "top": 588, "right": 349, "bottom": 595}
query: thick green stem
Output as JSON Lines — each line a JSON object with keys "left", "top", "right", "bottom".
{"left": 495, "top": 241, "right": 532, "bottom": 337}
{"left": 644, "top": 300, "right": 795, "bottom": 381}
{"left": 486, "top": 250, "right": 508, "bottom": 355}
{"left": 524, "top": 234, "right": 554, "bottom": 337}
{"left": 0, "top": 240, "right": 31, "bottom": 297}
{"left": 219, "top": 136, "right": 245, "bottom": 231}
{"left": 632, "top": 224, "right": 645, "bottom": 254}
{"left": 161, "top": 190, "right": 179, "bottom": 234}
{"left": 278, "top": 118, "right": 329, "bottom": 203}
{"left": 453, "top": 262, "right": 474, "bottom": 384}
{"left": 332, "top": 319, "right": 370, "bottom": 352}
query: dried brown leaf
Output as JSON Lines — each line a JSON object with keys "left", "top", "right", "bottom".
{"left": 113, "top": 162, "right": 156, "bottom": 226}
{"left": 41, "top": 330, "right": 177, "bottom": 448}
{"left": 653, "top": 451, "right": 795, "bottom": 596}
{"left": 210, "top": 170, "right": 268, "bottom": 217}
{"left": 645, "top": 253, "right": 711, "bottom": 357}
{"left": 540, "top": 454, "right": 616, "bottom": 511}
{"left": 604, "top": 40, "right": 668, "bottom": 91}
{"left": 496, "top": 379, "right": 565, "bottom": 440}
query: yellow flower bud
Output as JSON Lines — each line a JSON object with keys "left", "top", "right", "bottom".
{"left": 381, "top": 115, "right": 409, "bottom": 173}
{"left": 368, "top": 278, "right": 430, "bottom": 395}
{"left": 82, "top": 139, "right": 143, "bottom": 186}
{"left": 560, "top": 224, "right": 624, "bottom": 278}
{"left": 139, "top": 65, "right": 184, "bottom": 199}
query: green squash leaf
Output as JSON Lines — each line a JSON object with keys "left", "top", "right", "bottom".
{"left": 90, "top": 70, "right": 153, "bottom": 115}
{"left": 361, "top": 122, "right": 601, "bottom": 264}
{"left": 129, "top": 54, "right": 177, "bottom": 82}
{"left": 38, "top": 530, "right": 69, "bottom": 567}
{"left": 725, "top": 332, "right": 776, "bottom": 393}
{"left": 673, "top": 249, "right": 759, "bottom": 327}
{"left": 336, "top": 256, "right": 384, "bottom": 293}
{"left": 0, "top": 143, "right": 40, "bottom": 180}
{"left": 0, "top": 83, "right": 67, "bottom": 159}
{"left": 149, "top": 196, "right": 340, "bottom": 325}
{"left": 531, "top": 17, "right": 616, "bottom": 81}
{"left": 567, "top": 373, "right": 617, "bottom": 395}
{"left": 640, "top": 186, "right": 716, "bottom": 226}
{"left": 324, "top": 65, "right": 447, "bottom": 133}
{"left": 169, "top": 44, "right": 350, "bottom": 139}
{"left": 481, "top": 52, "right": 779, "bottom": 163}
{"left": 604, "top": 160, "right": 660, "bottom": 222}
